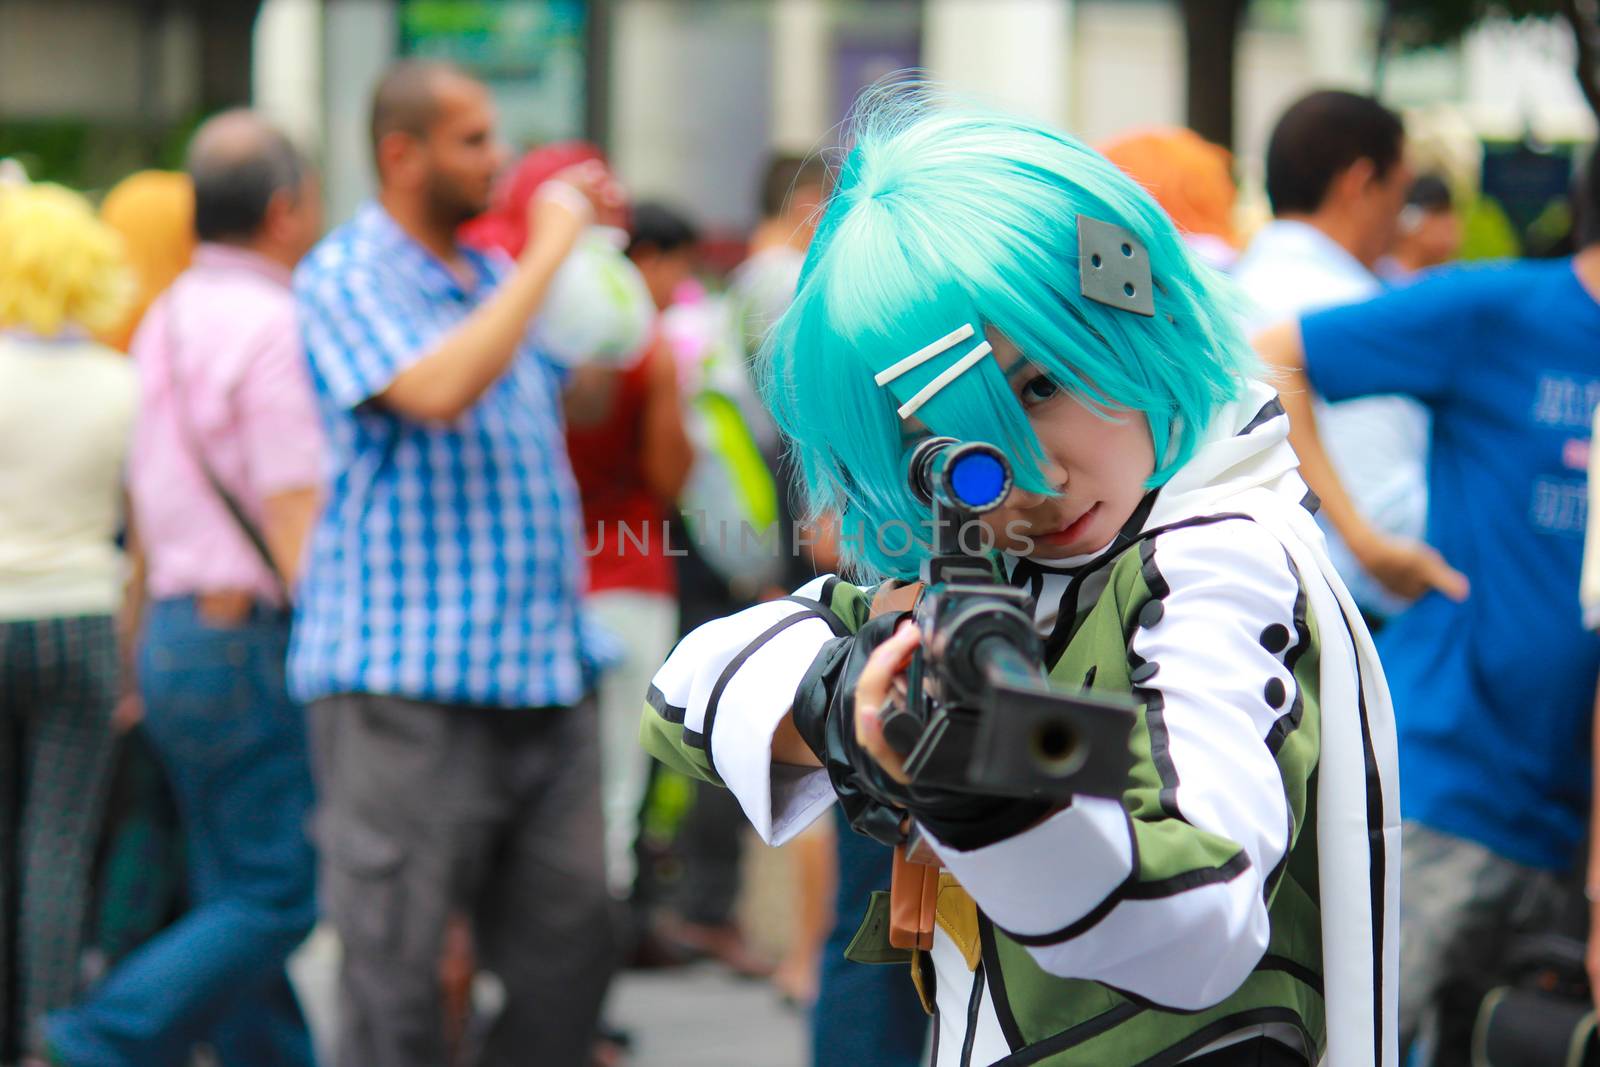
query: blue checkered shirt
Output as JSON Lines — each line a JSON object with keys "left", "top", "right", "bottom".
{"left": 289, "top": 203, "right": 591, "bottom": 709}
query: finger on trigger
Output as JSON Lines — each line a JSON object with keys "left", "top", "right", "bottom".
{"left": 857, "top": 641, "right": 901, "bottom": 706}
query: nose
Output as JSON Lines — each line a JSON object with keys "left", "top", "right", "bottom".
{"left": 1004, "top": 458, "right": 1069, "bottom": 508}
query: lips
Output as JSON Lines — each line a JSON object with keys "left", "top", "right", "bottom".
{"left": 1037, "top": 503, "right": 1100, "bottom": 546}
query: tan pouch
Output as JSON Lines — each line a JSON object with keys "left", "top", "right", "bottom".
{"left": 889, "top": 843, "right": 941, "bottom": 951}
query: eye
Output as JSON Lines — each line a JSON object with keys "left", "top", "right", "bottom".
{"left": 1019, "top": 373, "right": 1060, "bottom": 407}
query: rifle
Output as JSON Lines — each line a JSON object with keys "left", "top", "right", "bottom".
{"left": 879, "top": 436, "right": 1138, "bottom": 801}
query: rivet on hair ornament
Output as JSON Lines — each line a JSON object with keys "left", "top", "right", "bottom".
{"left": 874, "top": 322, "right": 994, "bottom": 421}
{"left": 1078, "top": 215, "right": 1155, "bottom": 317}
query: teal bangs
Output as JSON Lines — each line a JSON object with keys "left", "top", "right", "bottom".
{"left": 760, "top": 85, "right": 1256, "bottom": 580}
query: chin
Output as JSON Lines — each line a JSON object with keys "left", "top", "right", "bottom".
{"left": 1028, "top": 540, "right": 1096, "bottom": 560}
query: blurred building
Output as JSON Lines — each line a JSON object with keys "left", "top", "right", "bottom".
{"left": 246, "top": 0, "right": 1598, "bottom": 237}
{"left": 0, "top": 0, "right": 263, "bottom": 187}
{"left": 5, "top": 0, "right": 1591, "bottom": 234}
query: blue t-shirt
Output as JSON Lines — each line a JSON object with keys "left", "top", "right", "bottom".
{"left": 1303, "top": 258, "right": 1600, "bottom": 871}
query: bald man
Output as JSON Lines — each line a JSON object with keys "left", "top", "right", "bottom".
{"left": 292, "top": 61, "right": 619, "bottom": 1067}
{"left": 44, "top": 111, "right": 324, "bottom": 1067}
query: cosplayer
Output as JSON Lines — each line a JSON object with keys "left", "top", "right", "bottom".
{"left": 641, "top": 88, "right": 1400, "bottom": 1066}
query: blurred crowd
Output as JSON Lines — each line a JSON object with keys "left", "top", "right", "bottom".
{"left": 1, "top": 54, "right": 1598, "bottom": 1067}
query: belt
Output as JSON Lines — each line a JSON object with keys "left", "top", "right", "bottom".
{"left": 195, "top": 588, "right": 267, "bottom": 626}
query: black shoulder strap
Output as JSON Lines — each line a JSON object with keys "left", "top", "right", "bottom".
{"left": 162, "top": 285, "right": 289, "bottom": 601}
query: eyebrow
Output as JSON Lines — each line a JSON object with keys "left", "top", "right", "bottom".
{"left": 894, "top": 353, "right": 1037, "bottom": 443}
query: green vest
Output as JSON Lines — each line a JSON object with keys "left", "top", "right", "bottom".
{"left": 643, "top": 528, "right": 1328, "bottom": 1063}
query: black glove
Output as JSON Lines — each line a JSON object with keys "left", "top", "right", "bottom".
{"left": 791, "top": 612, "right": 1053, "bottom": 851}
{"left": 792, "top": 612, "right": 910, "bottom": 847}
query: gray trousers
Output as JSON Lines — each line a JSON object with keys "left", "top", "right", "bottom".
{"left": 310, "top": 693, "right": 616, "bottom": 1067}
{"left": 1397, "top": 821, "right": 1568, "bottom": 1063}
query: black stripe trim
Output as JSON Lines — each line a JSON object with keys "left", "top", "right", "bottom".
{"left": 1264, "top": 550, "right": 1313, "bottom": 904}
{"left": 1133, "top": 1008, "right": 1311, "bottom": 1067}
{"left": 783, "top": 595, "right": 850, "bottom": 637}
{"left": 646, "top": 683, "right": 686, "bottom": 724}
{"left": 1237, "top": 397, "right": 1287, "bottom": 437}
{"left": 1001, "top": 884, "right": 1123, "bottom": 948}
{"left": 1138, "top": 536, "right": 1172, "bottom": 600}
{"left": 1131, "top": 681, "right": 1177, "bottom": 827}
{"left": 1136, "top": 538, "right": 1182, "bottom": 821}
{"left": 1114, "top": 490, "right": 1163, "bottom": 559}
{"left": 1265, "top": 551, "right": 1312, "bottom": 757}
{"left": 988, "top": 1002, "right": 1145, "bottom": 1065}
{"left": 684, "top": 726, "right": 707, "bottom": 749}
{"left": 1299, "top": 488, "right": 1321, "bottom": 515}
{"left": 1124, "top": 850, "right": 1252, "bottom": 899}
{"left": 960, "top": 961, "right": 986, "bottom": 1067}
{"left": 978, "top": 917, "right": 1026, "bottom": 1053}
{"left": 819, "top": 574, "right": 841, "bottom": 616}
{"left": 1258, "top": 953, "right": 1324, "bottom": 996}
{"left": 1337, "top": 608, "right": 1388, "bottom": 1065}
{"left": 998, "top": 810, "right": 1138, "bottom": 947}
{"left": 699, "top": 608, "right": 831, "bottom": 752}
{"left": 1263, "top": 801, "right": 1294, "bottom": 907}
{"left": 1086, "top": 979, "right": 1219, "bottom": 1017}
{"left": 1043, "top": 511, "right": 1254, "bottom": 666}
{"left": 1016, "top": 489, "right": 1161, "bottom": 597}
{"left": 1028, "top": 958, "right": 1317, "bottom": 1023}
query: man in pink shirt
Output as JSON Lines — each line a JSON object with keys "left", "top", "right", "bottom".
{"left": 45, "top": 111, "right": 324, "bottom": 1067}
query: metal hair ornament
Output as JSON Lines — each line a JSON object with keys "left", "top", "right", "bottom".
{"left": 875, "top": 217, "right": 1151, "bottom": 422}
{"left": 1078, "top": 215, "right": 1155, "bottom": 317}
{"left": 875, "top": 322, "right": 994, "bottom": 421}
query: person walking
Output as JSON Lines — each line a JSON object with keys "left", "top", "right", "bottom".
{"left": 44, "top": 110, "right": 326, "bottom": 1067}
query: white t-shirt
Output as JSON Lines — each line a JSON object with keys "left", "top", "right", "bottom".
{"left": 1235, "top": 220, "right": 1430, "bottom": 619}
{"left": 0, "top": 334, "right": 137, "bottom": 620}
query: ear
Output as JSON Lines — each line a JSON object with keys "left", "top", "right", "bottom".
{"left": 1332, "top": 157, "right": 1378, "bottom": 205}
{"left": 260, "top": 186, "right": 296, "bottom": 240}
{"left": 377, "top": 130, "right": 420, "bottom": 185}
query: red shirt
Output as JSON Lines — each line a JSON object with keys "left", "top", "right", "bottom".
{"left": 566, "top": 343, "right": 676, "bottom": 596}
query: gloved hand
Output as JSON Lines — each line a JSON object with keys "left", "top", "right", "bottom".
{"left": 792, "top": 612, "right": 1053, "bottom": 851}
{"left": 792, "top": 611, "right": 911, "bottom": 847}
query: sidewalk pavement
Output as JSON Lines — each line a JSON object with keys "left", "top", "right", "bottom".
{"left": 288, "top": 929, "right": 809, "bottom": 1067}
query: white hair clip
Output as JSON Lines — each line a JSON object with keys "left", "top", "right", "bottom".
{"left": 874, "top": 323, "right": 992, "bottom": 421}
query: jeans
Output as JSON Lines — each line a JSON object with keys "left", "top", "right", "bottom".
{"left": 811, "top": 806, "right": 928, "bottom": 1067}
{"left": 47, "top": 598, "right": 317, "bottom": 1067}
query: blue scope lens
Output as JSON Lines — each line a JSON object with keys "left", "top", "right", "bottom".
{"left": 946, "top": 448, "right": 1009, "bottom": 510}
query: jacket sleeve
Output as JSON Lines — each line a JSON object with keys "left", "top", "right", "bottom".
{"left": 640, "top": 574, "right": 870, "bottom": 845}
{"left": 924, "top": 520, "right": 1319, "bottom": 1010}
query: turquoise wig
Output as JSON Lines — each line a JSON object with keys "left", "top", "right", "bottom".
{"left": 761, "top": 86, "right": 1257, "bottom": 580}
